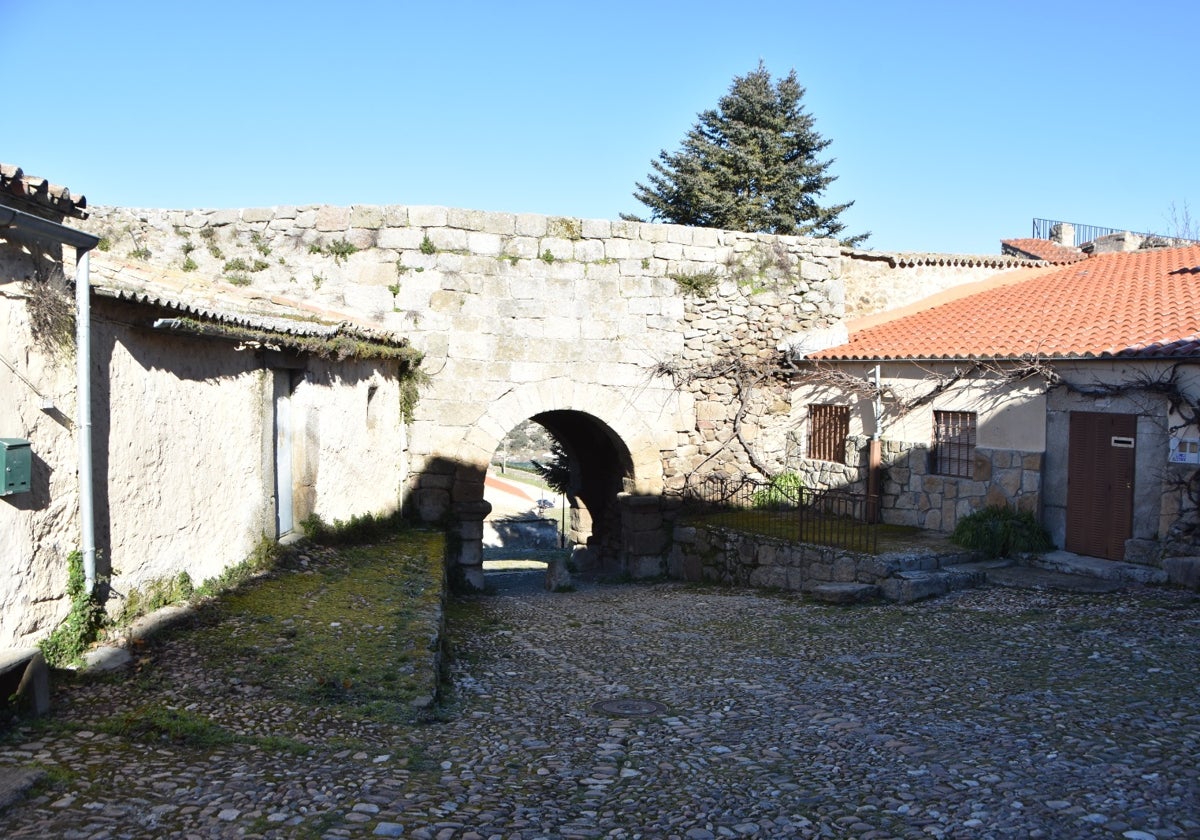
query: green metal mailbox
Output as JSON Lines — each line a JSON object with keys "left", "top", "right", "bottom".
{"left": 0, "top": 439, "right": 32, "bottom": 496}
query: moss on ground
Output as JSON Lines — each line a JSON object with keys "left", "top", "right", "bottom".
{"left": 191, "top": 531, "right": 446, "bottom": 723}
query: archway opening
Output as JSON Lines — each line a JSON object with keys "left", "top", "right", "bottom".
{"left": 482, "top": 410, "right": 635, "bottom": 577}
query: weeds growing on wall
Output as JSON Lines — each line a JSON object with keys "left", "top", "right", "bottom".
{"left": 115, "top": 572, "right": 195, "bottom": 626}
{"left": 951, "top": 506, "right": 1054, "bottom": 559}
{"left": 38, "top": 552, "right": 104, "bottom": 668}
{"left": 324, "top": 239, "right": 359, "bottom": 264}
{"left": 670, "top": 269, "right": 719, "bottom": 298}
{"left": 419, "top": 234, "right": 437, "bottom": 255}
{"left": 24, "top": 270, "right": 75, "bottom": 359}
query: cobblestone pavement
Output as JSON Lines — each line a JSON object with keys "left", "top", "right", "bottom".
{"left": 2, "top": 571, "right": 1199, "bottom": 839}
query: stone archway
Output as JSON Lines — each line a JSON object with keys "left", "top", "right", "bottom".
{"left": 409, "top": 379, "right": 675, "bottom": 589}
{"left": 526, "top": 409, "right": 634, "bottom": 569}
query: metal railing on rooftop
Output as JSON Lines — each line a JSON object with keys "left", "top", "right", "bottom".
{"left": 1032, "top": 218, "right": 1200, "bottom": 247}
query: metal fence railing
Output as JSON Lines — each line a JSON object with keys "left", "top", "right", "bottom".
{"left": 1032, "top": 218, "right": 1200, "bottom": 247}
{"left": 680, "top": 474, "right": 878, "bottom": 554}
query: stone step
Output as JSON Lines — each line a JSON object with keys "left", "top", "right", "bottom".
{"left": 886, "top": 550, "right": 982, "bottom": 575}
{"left": 811, "top": 583, "right": 880, "bottom": 604}
{"left": 879, "top": 567, "right": 986, "bottom": 603}
{"left": 1030, "top": 550, "right": 1168, "bottom": 585}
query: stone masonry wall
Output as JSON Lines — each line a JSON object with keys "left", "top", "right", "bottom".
{"left": 77, "top": 206, "right": 845, "bottom": 512}
{"left": 666, "top": 523, "right": 977, "bottom": 603}
{"left": 878, "top": 442, "right": 1042, "bottom": 531}
{"left": 776, "top": 437, "right": 1042, "bottom": 534}
{"left": 841, "top": 251, "right": 1035, "bottom": 320}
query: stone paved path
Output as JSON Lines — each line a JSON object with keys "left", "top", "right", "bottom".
{"left": 2, "top": 571, "right": 1198, "bottom": 839}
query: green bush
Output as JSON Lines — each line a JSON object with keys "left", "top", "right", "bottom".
{"left": 950, "top": 506, "right": 1054, "bottom": 558}
{"left": 752, "top": 473, "right": 803, "bottom": 508}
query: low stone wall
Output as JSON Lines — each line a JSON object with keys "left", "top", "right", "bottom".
{"left": 792, "top": 440, "right": 1043, "bottom": 533}
{"left": 666, "top": 524, "right": 978, "bottom": 602}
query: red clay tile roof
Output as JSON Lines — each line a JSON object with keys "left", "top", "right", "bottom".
{"left": 809, "top": 245, "right": 1200, "bottom": 361}
{"left": 1000, "top": 238, "right": 1086, "bottom": 264}
{"left": 0, "top": 163, "right": 88, "bottom": 219}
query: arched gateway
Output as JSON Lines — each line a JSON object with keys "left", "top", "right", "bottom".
{"left": 406, "top": 378, "right": 678, "bottom": 587}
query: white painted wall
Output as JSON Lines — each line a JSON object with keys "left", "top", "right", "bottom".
{"left": 788, "top": 361, "right": 1049, "bottom": 455}
{"left": 0, "top": 255, "right": 81, "bottom": 646}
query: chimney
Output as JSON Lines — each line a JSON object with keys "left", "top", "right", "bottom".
{"left": 1050, "top": 222, "right": 1075, "bottom": 247}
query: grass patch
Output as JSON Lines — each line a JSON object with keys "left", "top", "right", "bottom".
{"left": 116, "top": 572, "right": 195, "bottom": 626}
{"left": 300, "top": 508, "right": 409, "bottom": 546}
{"left": 190, "top": 530, "right": 446, "bottom": 725}
{"left": 93, "top": 705, "right": 312, "bottom": 754}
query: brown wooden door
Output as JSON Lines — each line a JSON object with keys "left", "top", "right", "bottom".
{"left": 1065, "top": 411, "right": 1136, "bottom": 560}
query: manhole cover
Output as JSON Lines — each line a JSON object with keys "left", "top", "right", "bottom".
{"left": 591, "top": 698, "right": 668, "bottom": 717}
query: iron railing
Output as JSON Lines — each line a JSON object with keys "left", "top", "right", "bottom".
{"left": 1032, "top": 218, "right": 1200, "bottom": 247}
{"left": 681, "top": 474, "right": 878, "bottom": 554}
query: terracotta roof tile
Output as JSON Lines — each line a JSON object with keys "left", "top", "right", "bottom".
{"left": 0, "top": 163, "right": 88, "bottom": 219}
{"left": 1000, "top": 238, "right": 1087, "bottom": 264}
{"left": 841, "top": 247, "right": 1040, "bottom": 269}
{"left": 809, "top": 246, "right": 1200, "bottom": 361}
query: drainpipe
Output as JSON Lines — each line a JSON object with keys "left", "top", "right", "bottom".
{"left": 867, "top": 365, "right": 884, "bottom": 523}
{"left": 76, "top": 249, "right": 96, "bottom": 594}
{"left": 871, "top": 365, "right": 883, "bottom": 440}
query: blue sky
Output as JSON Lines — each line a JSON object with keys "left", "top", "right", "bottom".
{"left": 6, "top": 0, "right": 1197, "bottom": 254}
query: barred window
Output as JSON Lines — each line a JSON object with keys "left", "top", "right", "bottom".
{"left": 932, "top": 410, "right": 976, "bottom": 477}
{"left": 808, "top": 404, "right": 850, "bottom": 463}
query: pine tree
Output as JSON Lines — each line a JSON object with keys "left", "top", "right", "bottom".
{"left": 628, "top": 63, "right": 867, "bottom": 245}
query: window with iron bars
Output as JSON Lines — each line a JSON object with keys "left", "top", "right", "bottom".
{"left": 808, "top": 404, "right": 850, "bottom": 464}
{"left": 931, "top": 410, "right": 976, "bottom": 477}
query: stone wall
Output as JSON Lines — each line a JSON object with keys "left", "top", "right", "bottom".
{"left": 841, "top": 250, "right": 1033, "bottom": 320}
{"left": 787, "top": 438, "right": 1042, "bottom": 533}
{"left": 666, "top": 523, "right": 977, "bottom": 602}
{"left": 63, "top": 205, "right": 1050, "bottom": 588}
{"left": 877, "top": 443, "right": 1043, "bottom": 531}
{"left": 77, "top": 206, "right": 845, "bottom": 513}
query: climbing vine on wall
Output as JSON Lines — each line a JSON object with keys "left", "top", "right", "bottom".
{"left": 655, "top": 349, "right": 1200, "bottom": 545}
